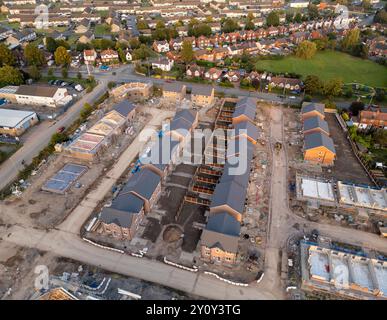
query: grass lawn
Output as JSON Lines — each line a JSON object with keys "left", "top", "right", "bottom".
{"left": 94, "top": 24, "right": 112, "bottom": 36}
{"left": 255, "top": 51, "right": 387, "bottom": 88}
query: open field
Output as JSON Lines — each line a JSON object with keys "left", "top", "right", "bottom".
{"left": 255, "top": 51, "right": 387, "bottom": 88}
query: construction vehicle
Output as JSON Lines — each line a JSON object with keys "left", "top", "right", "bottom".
{"left": 275, "top": 142, "right": 282, "bottom": 153}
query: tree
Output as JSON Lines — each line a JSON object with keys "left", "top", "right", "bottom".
{"left": 295, "top": 40, "right": 317, "bottom": 59}
{"left": 24, "top": 44, "right": 45, "bottom": 66}
{"left": 28, "top": 65, "right": 41, "bottom": 80}
{"left": 80, "top": 102, "right": 93, "bottom": 120}
{"left": 349, "top": 101, "right": 365, "bottom": 116}
{"left": 0, "top": 43, "right": 15, "bottom": 66}
{"left": 76, "top": 42, "right": 91, "bottom": 52}
{"left": 129, "top": 38, "right": 140, "bottom": 49}
{"left": 286, "top": 12, "right": 293, "bottom": 23}
{"left": 188, "top": 23, "right": 212, "bottom": 37}
{"left": 137, "top": 20, "right": 149, "bottom": 30}
{"left": 77, "top": 72, "right": 82, "bottom": 80}
{"left": 341, "top": 29, "right": 360, "bottom": 51}
{"left": 294, "top": 12, "right": 302, "bottom": 23}
{"left": 352, "top": 43, "right": 369, "bottom": 59}
{"left": 374, "top": 9, "right": 387, "bottom": 24}
{"left": 117, "top": 47, "right": 127, "bottom": 63}
{"left": 55, "top": 39, "right": 70, "bottom": 50}
{"left": 266, "top": 11, "right": 280, "bottom": 26}
{"left": 45, "top": 37, "right": 58, "bottom": 53}
{"left": 132, "top": 44, "right": 154, "bottom": 60}
{"left": 47, "top": 68, "right": 54, "bottom": 77}
{"left": 322, "top": 78, "right": 343, "bottom": 97}
{"left": 308, "top": 4, "right": 319, "bottom": 20}
{"left": 156, "top": 20, "right": 165, "bottom": 29}
{"left": 304, "top": 75, "right": 322, "bottom": 94}
{"left": 181, "top": 40, "right": 194, "bottom": 63}
{"left": 373, "top": 130, "right": 387, "bottom": 147}
{"left": 54, "top": 46, "right": 71, "bottom": 66}
{"left": 222, "top": 18, "right": 240, "bottom": 33}
{"left": 362, "top": 0, "right": 371, "bottom": 10}
{"left": 0, "top": 65, "right": 23, "bottom": 86}
{"left": 61, "top": 67, "right": 68, "bottom": 79}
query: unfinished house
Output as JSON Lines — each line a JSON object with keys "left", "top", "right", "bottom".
{"left": 165, "top": 109, "right": 199, "bottom": 144}
{"left": 66, "top": 110, "right": 128, "bottom": 161}
{"left": 200, "top": 97, "right": 256, "bottom": 265}
{"left": 301, "top": 243, "right": 387, "bottom": 299}
{"left": 190, "top": 86, "right": 215, "bottom": 107}
{"left": 303, "top": 116, "right": 330, "bottom": 136}
{"left": 97, "top": 167, "right": 161, "bottom": 240}
{"left": 231, "top": 97, "right": 257, "bottom": 125}
{"left": 301, "top": 102, "right": 325, "bottom": 121}
{"left": 200, "top": 212, "right": 240, "bottom": 264}
{"left": 303, "top": 131, "right": 336, "bottom": 166}
{"left": 162, "top": 82, "right": 186, "bottom": 103}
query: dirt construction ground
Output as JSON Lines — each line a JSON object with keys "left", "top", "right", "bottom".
{"left": 324, "top": 113, "right": 371, "bottom": 185}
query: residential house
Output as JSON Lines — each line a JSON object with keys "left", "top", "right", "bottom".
{"left": 152, "top": 57, "right": 174, "bottom": 72}
{"left": 169, "top": 37, "right": 184, "bottom": 51}
{"left": 301, "top": 102, "right": 325, "bottom": 120}
{"left": 204, "top": 68, "right": 222, "bottom": 81}
{"left": 303, "top": 131, "right": 336, "bottom": 165}
{"left": 231, "top": 121, "right": 259, "bottom": 144}
{"left": 186, "top": 64, "right": 205, "bottom": 78}
{"left": 200, "top": 212, "right": 240, "bottom": 264}
{"left": 191, "top": 86, "right": 215, "bottom": 107}
{"left": 166, "top": 108, "right": 199, "bottom": 143}
{"left": 194, "top": 49, "right": 214, "bottom": 62}
{"left": 152, "top": 40, "right": 170, "bottom": 53}
{"left": 111, "top": 100, "right": 137, "bottom": 122}
{"left": 78, "top": 31, "right": 95, "bottom": 44}
{"left": 110, "top": 18, "right": 121, "bottom": 33}
{"left": 162, "top": 82, "right": 186, "bottom": 102}
{"left": 209, "top": 180, "right": 246, "bottom": 222}
{"left": 269, "top": 77, "right": 302, "bottom": 91}
{"left": 303, "top": 116, "right": 330, "bottom": 136}
{"left": 100, "top": 49, "right": 119, "bottom": 64}
{"left": 359, "top": 108, "right": 387, "bottom": 129}
{"left": 83, "top": 49, "right": 97, "bottom": 65}
{"left": 232, "top": 97, "right": 257, "bottom": 124}
{"left": 75, "top": 18, "right": 90, "bottom": 34}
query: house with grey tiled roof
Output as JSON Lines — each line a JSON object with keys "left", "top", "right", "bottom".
{"left": 301, "top": 102, "right": 325, "bottom": 120}
{"left": 210, "top": 180, "right": 247, "bottom": 222}
{"left": 231, "top": 121, "right": 259, "bottom": 144}
{"left": 162, "top": 82, "right": 186, "bottom": 102}
{"left": 112, "top": 100, "right": 137, "bottom": 121}
{"left": 232, "top": 97, "right": 257, "bottom": 124}
{"left": 200, "top": 212, "right": 240, "bottom": 264}
{"left": 120, "top": 167, "right": 162, "bottom": 213}
{"left": 303, "top": 116, "right": 330, "bottom": 136}
{"left": 98, "top": 187, "right": 145, "bottom": 240}
{"left": 303, "top": 131, "right": 336, "bottom": 165}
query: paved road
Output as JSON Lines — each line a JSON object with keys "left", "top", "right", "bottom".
{"left": 0, "top": 80, "right": 108, "bottom": 191}
{"left": 64, "top": 65, "right": 303, "bottom": 105}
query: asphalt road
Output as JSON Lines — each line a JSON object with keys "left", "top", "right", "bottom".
{"left": 0, "top": 80, "right": 108, "bottom": 191}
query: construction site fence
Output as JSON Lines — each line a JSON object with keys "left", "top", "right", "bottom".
{"left": 204, "top": 271, "right": 249, "bottom": 287}
{"left": 163, "top": 257, "right": 198, "bottom": 272}
{"left": 82, "top": 237, "right": 125, "bottom": 254}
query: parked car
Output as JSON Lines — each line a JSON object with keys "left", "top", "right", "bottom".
{"left": 57, "top": 126, "right": 65, "bottom": 133}
{"left": 74, "top": 84, "right": 84, "bottom": 92}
